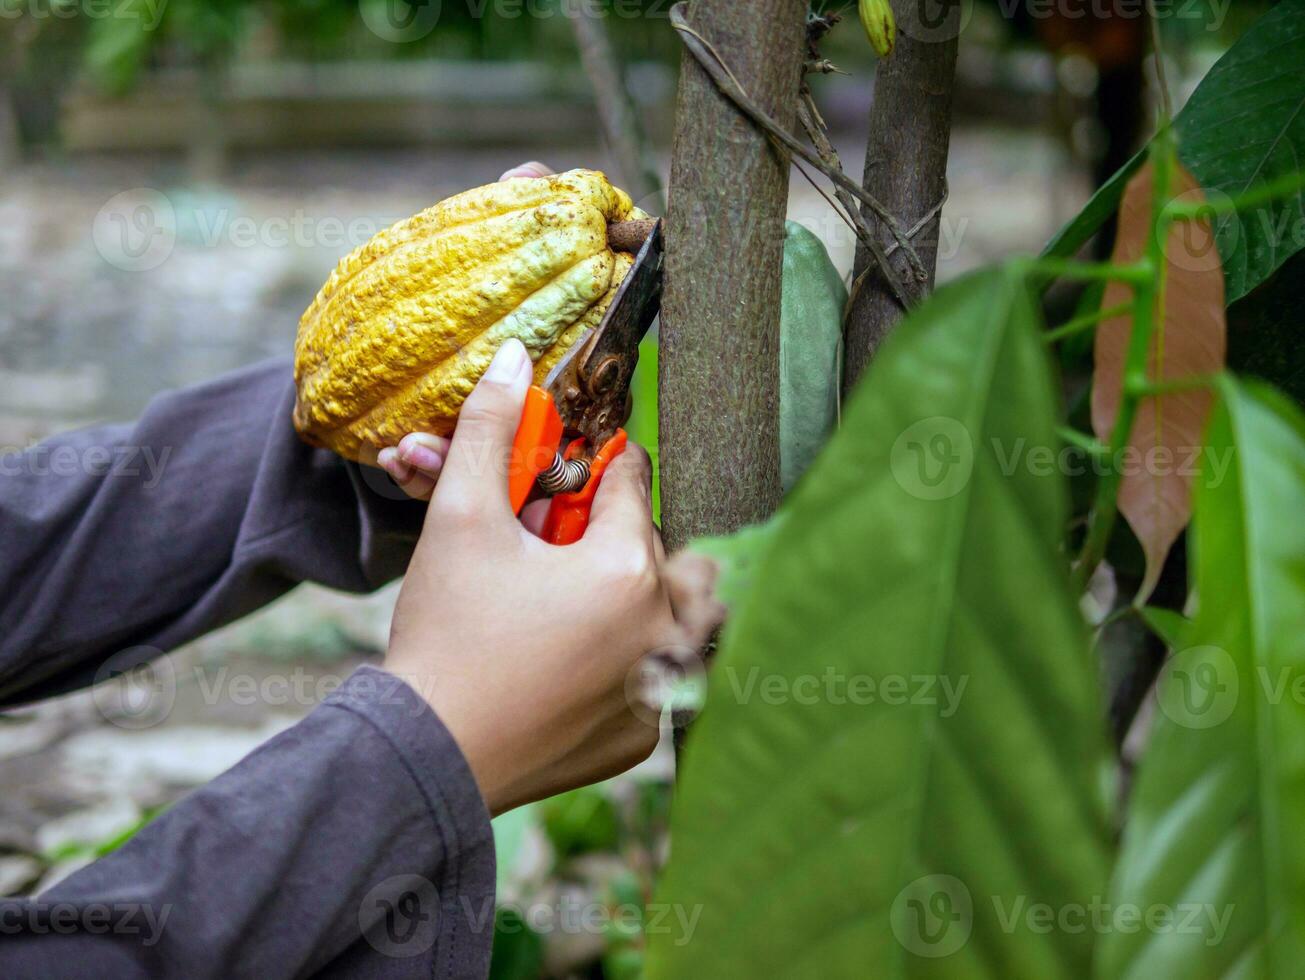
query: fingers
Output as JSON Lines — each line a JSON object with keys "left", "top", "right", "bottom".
{"left": 378, "top": 433, "right": 450, "bottom": 501}
{"left": 584, "top": 444, "right": 655, "bottom": 550}
{"left": 499, "top": 161, "right": 555, "bottom": 181}
{"left": 431, "top": 339, "right": 533, "bottom": 522}
{"left": 520, "top": 498, "right": 552, "bottom": 538}
{"left": 664, "top": 552, "right": 726, "bottom": 648}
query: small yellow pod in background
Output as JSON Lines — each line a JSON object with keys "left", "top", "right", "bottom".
{"left": 859, "top": 0, "right": 897, "bottom": 58}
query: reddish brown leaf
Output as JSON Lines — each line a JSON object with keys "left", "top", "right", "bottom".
{"left": 1091, "top": 161, "right": 1227, "bottom": 601}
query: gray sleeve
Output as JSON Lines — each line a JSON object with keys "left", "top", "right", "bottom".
{"left": 0, "top": 357, "right": 427, "bottom": 706}
{"left": 0, "top": 666, "right": 497, "bottom": 979}
{"left": 0, "top": 361, "right": 497, "bottom": 976}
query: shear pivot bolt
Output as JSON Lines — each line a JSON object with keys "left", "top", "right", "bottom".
{"left": 588, "top": 356, "right": 621, "bottom": 395}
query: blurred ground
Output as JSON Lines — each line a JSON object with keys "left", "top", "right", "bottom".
{"left": 0, "top": 125, "right": 1086, "bottom": 901}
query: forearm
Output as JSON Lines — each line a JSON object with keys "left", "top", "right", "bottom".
{"left": 0, "top": 667, "right": 496, "bottom": 979}
{"left": 0, "top": 359, "right": 425, "bottom": 706}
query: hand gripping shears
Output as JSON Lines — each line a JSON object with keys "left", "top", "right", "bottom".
{"left": 507, "top": 219, "right": 663, "bottom": 545}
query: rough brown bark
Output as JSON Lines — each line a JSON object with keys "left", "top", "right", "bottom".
{"left": 842, "top": 0, "right": 961, "bottom": 396}
{"left": 659, "top": 0, "right": 807, "bottom": 550}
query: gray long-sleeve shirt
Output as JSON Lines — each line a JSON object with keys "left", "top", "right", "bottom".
{"left": 0, "top": 360, "right": 496, "bottom": 978}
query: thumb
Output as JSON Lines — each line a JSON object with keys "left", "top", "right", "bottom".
{"left": 584, "top": 444, "right": 655, "bottom": 551}
{"left": 431, "top": 339, "right": 533, "bottom": 520}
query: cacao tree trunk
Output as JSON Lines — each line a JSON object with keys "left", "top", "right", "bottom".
{"left": 659, "top": 0, "right": 807, "bottom": 550}
{"left": 842, "top": 0, "right": 961, "bottom": 395}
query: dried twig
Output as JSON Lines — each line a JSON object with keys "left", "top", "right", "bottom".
{"left": 797, "top": 86, "right": 920, "bottom": 307}
{"left": 671, "top": 3, "right": 931, "bottom": 299}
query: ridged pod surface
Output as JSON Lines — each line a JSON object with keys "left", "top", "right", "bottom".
{"left": 293, "top": 169, "right": 645, "bottom": 461}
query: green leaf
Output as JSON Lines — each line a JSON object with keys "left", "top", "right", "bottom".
{"left": 1043, "top": 157, "right": 1146, "bottom": 265}
{"left": 647, "top": 267, "right": 1113, "bottom": 979}
{"left": 489, "top": 908, "right": 545, "bottom": 980}
{"left": 540, "top": 787, "right": 620, "bottom": 859}
{"left": 1228, "top": 250, "right": 1305, "bottom": 408}
{"left": 490, "top": 803, "right": 535, "bottom": 893}
{"left": 628, "top": 339, "right": 660, "bottom": 522}
{"left": 83, "top": 9, "right": 154, "bottom": 96}
{"left": 1044, "top": 0, "right": 1305, "bottom": 303}
{"left": 781, "top": 220, "right": 846, "bottom": 493}
{"left": 1136, "top": 606, "right": 1190, "bottom": 649}
{"left": 1097, "top": 378, "right": 1305, "bottom": 977}
{"left": 603, "top": 946, "right": 646, "bottom": 980}
{"left": 687, "top": 514, "right": 787, "bottom": 609}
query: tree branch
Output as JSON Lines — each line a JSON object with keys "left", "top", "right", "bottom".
{"left": 842, "top": 0, "right": 961, "bottom": 394}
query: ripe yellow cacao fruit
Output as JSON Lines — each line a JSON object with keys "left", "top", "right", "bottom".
{"left": 292, "top": 169, "right": 645, "bottom": 462}
{"left": 858, "top": 0, "right": 896, "bottom": 58}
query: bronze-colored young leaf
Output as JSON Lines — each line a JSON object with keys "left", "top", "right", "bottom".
{"left": 1045, "top": 0, "right": 1305, "bottom": 304}
{"left": 1092, "top": 162, "right": 1226, "bottom": 601}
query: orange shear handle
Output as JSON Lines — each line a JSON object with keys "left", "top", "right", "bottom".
{"left": 509, "top": 386, "right": 564, "bottom": 515}
{"left": 541, "top": 430, "right": 628, "bottom": 546}
{"left": 508, "top": 385, "right": 629, "bottom": 545}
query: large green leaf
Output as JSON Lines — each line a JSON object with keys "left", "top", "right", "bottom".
{"left": 1096, "top": 378, "right": 1305, "bottom": 977}
{"left": 647, "top": 267, "right": 1114, "bottom": 978}
{"left": 1044, "top": 0, "right": 1305, "bottom": 303}
{"left": 1228, "top": 250, "right": 1305, "bottom": 408}
{"left": 687, "top": 514, "right": 787, "bottom": 609}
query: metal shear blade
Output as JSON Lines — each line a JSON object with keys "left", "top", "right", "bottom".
{"left": 542, "top": 219, "right": 664, "bottom": 454}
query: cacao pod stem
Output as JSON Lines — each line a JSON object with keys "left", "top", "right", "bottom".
{"left": 607, "top": 218, "right": 659, "bottom": 255}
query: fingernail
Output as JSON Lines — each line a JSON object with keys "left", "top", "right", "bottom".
{"left": 499, "top": 162, "right": 551, "bottom": 181}
{"left": 377, "top": 448, "right": 411, "bottom": 482}
{"left": 484, "top": 338, "right": 530, "bottom": 384}
{"left": 406, "top": 432, "right": 448, "bottom": 450}
{"left": 399, "top": 442, "right": 444, "bottom": 472}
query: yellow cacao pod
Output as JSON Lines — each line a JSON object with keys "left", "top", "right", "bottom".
{"left": 858, "top": 0, "right": 896, "bottom": 58}
{"left": 292, "top": 169, "right": 645, "bottom": 462}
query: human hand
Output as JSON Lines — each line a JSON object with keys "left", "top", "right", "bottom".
{"left": 375, "top": 160, "right": 557, "bottom": 500}
{"left": 384, "top": 339, "right": 723, "bottom": 815}
{"left": 498, "top": 160, "right": 555, "bottom": 181}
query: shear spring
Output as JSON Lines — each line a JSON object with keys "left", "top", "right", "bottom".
{"left": 538, "top": 454, "right": 590, "bottom": 496}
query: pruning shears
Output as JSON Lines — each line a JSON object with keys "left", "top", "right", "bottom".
{"left": 508, "top": 219, "right": 664, "bottom": 545}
